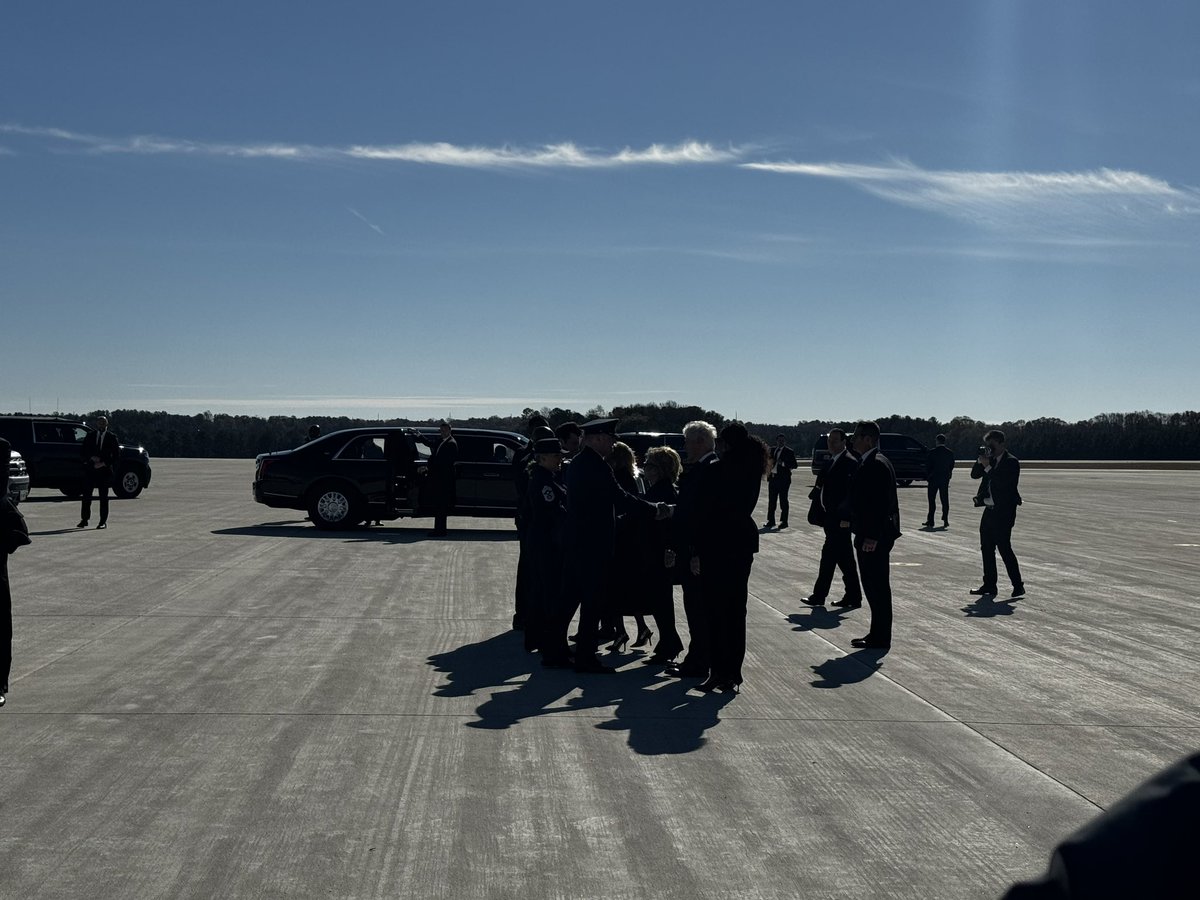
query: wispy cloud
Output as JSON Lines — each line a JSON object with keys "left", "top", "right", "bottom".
{"left": 742, "top": 158, "right": 1200, "bottom": 232}
{"left": 0, "top": 123, "right": 742, "bottom": 170}
{"left": 347, "top": 207, "right": 385, "bottom": 236}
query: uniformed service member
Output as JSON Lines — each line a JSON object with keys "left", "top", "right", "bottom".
{"left": 560, "top": 418, "right": 671, "bottom": 674}
{"left": 526, "top": 437, "right": 572, "bottom": 667}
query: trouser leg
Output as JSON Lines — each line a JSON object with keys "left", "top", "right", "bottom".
{"left": 926, "top": 485, "right": 937, "bottom": 521}
{"left": 812, "top": 528, "right": 839, "bottom": 598}
{"left": 778, "top": 482, "right": 790, "bottom": 525}
{"left": 706, "top": 554, "right": 751, "bottom": 683}
{"left": 679, "top": 573, "right": 709, "bottom": 672}
{"left": 995, "top": 515, "right": 1023, "bottom": 588}
{"left": 835, "top": 529, "right": 863, "bottom": 599}
{"left": 855, "top": 541, "right": 893, "bottom": 643}
{"left": 980, "top": 510, "right": 999, "bottom": 590}
{"left": 766, "top": 481, "right": 779, "bottom": 523}
{"left": 939, "top": 485, "right": 949, "bottom": 521}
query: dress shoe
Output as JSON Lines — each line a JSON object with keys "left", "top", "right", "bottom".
{"left": 97, "top": 522, "right": 107, "bottom": 529}
{"left": 762, "top": 521, "right": 776, "bottom": 529}
{"left": 831, "top": 597, "right": 862, "bottom": 609}
{"left": 666, "top": 664, "right": 708, "bottom": 679}
{"left": 850, "top": 636, "right": 890, "bottom": 649}
{"left": 969, "top": 586, "right": 997, "bottom": 596}
{"left": 77, "top": 520, "right": 88, "bottom": 528}
{"left": 778, "top": 522, "right": 788, "bottom": 529}
{"left": 801, "top": 595, "right": 827, "bottom": 607}
{"left": 574, "top": 658, "right": 615, "bottom": 675}
{"left": 922, "top": 520, "right": 934, "bottom": 528}
{"left": 942, "top": 519, "right": 949, "bottom": 527}
{"left": 1011, "top": 584, "right": 1026, "bottom": 598}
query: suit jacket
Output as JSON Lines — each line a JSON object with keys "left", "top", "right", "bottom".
{"left": 927, "top": 445, "right": 956, "bottom": 486}
{"left": 430, "top": 436, "right": 458, "bottom": 503}
{"left": 691, "top": 457, "right": 761, "bottom": 558}
{"left": 769, "top": 445, "right": 798, "bottom": 481}
{"left": 563, "top": 446, "right": 656, "bottom": 562}
{"left": 80, "top": 429, "right": 120, "bottom": 473}
{"left": 849, "top": 447, "right": 901, "bottom": 545}
{"left": 817, "top": 451, "right": 858, "bottom": 527}
{"left": 970, "top": 451, "right": 1022, "bottom": 519}
{"left": 672, "top": 453, "right": 719, "bottom": 558}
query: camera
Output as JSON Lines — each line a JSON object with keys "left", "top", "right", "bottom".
{"left": 978, "top": 446, "right": 989, "bottom": 457}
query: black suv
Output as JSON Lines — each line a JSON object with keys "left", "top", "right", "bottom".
{"left": 0, "top": 416, "right": 153, "bottom": 499}
{"left": 811, "top": 432, "right": 929, "bottom": 485}
{"left": 253, "top": 426, "right": 529, "bottom": 529}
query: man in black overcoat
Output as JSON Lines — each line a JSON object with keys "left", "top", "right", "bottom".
{"left": 847, "top": 421, "right": 900, "bottom": 649}
{"left": 924, "top": 433, "right": 956, "bottom": 528}
{"left": 526, "top": 437, "right": 571, "bottom": 667}
{"left": 764, "top": 433, "right": 798, "bottom": 529}
{"left": 428, "top": 420, "right": 457, "bottom": 537}
{"left": 802, "top": 427, "right": 863, "bottom": 608}
{"left": 969, "top": 429, "right": 1025, "bottom": 598}
{"left": 560, "top": 418, "right": 668, "bottom": 674}
{"left": 78, "top": 415, "right": 120, "bottom": 529}
{"left": 511, "top": 416, "right": 552, "bottom": 635}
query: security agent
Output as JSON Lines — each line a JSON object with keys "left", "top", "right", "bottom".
{"left": 764, "top": 433, "right": 798, "bottom": 529}
{"left": 846, "top": 421, "right": 900, "bottom": 649}
{"left": 924, "top": 433, "right": 956, "bottom": 528}
{"left": 560, "top": 418, "right": 671, "bottom": 674}
{"left": 512, "top": 417, "right": 554, "bottom": 637}
{"left": 969, "top": 429, "right": 1025, "bottom": 599}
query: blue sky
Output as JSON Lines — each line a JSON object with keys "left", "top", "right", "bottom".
{"left": 2, "top": 2, "right": 1198, "bottom": 425}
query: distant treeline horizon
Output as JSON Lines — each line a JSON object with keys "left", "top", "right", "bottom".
{"left": 9, "top": 402, "right": 1200, "bottom": 461}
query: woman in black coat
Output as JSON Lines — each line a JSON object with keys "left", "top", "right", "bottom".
{"left": 640, "top": 447, "right": 685, "bottom": 663}
{"left": 690, "top": 423, "right": 769, "bottom": 694}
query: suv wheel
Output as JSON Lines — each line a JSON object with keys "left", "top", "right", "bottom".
{"left": 113, "top": 468, "right": 145, "bottom": 499}
{"left": 60, "top": 485, "right": 83, "bottom": 499}
{"left": 308, "top": 483, "right": 363, "bottom": 530}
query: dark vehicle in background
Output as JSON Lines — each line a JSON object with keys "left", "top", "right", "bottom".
{"left": 617, "top": 432, "right": 686, "bottom": 464}
{"left": 253, "top": 426, "right": 529, "bottom": 529}
{"left": 0, "top": 416, "right": 153, "bottom": 499}
{"left": 811, "top": 432, "right": 929, "bottom": 485}
{"left": 7, "top": 449, "right": 31, "bottom": 505}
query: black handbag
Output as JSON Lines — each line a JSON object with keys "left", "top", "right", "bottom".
{"left": 806, "top": 486, "right": 824, "bottom": 527}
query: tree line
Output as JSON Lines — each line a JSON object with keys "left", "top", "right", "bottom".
{"left": 9, "top": 404, "right": 1200, "bottom": 460}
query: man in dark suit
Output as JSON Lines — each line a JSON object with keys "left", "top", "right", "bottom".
{"left": 427, "top": 420, "right": 457, "bottom": 537}
{"left": 667, "top": 420, "right": 720, "bottom": 678}
{"left": 560, "top": 418, "right": 669, "bottom": 674}
{"left": 802, "top": 428, "right": 863, "bottom": 608}
{"left": 78, "top": 416, "right": 120, "bottom": 529}
{"left": 924, "top": 433, "right": 956, "bottom": 528}
{"left": 969, "top": 429, "right": 1025, "bottom": 599}
{"left": 847, "top": 421, "right": 900, "bottom": 649}
{"left": 764, "top": 434, "right": 798, "bottom": 529}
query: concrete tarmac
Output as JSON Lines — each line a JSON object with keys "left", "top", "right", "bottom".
{"left": 2, "top": 460, "right": 1197, "bottom": 899}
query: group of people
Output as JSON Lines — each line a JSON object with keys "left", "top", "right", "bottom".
{"left": 512, "top": 416, "right": 768, "bottom": 693}
{"left": 512, "top": 416, "right": 1027, "bottom": 688}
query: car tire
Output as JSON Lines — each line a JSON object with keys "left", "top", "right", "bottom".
{"left": 113, "top": 467, "right": 145, "bottom": 499}
{"left": 59, "top": 485, "right": 83, "bottom": 499}
{"left": 308, "top": 482, "right": 364, "bottom": 530}
{"left": 897, "top": 479, "right": 913, "bottom": 487}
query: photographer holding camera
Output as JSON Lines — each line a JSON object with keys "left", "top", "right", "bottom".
{"left": 969, "top": 430, "right": 1025, "bottom": 599}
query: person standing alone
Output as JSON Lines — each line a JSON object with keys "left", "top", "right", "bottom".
{"left": 78, "top": 416, "right": 119, "bottom": 529}
{"left": 847, "top": 421, "right": 900, "bottom": 649}
{"left": 924, "top": 434, "right": 956, "bottom": 528}
{"left": 969, "top": 430, "right": 1025, "bottom": 599}
{"left": 764, "top": 434, "right": 797, "bottom": 529}
{"left": 428, "top": 420, "right": 457, "bottom": 537}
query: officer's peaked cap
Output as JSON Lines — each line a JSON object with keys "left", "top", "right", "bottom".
{"left": 581, "top": 418, "right": 620, "bottom": 435}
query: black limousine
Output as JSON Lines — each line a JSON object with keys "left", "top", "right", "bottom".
{"left": 253, "top": 426, "right": 529, "bottom": 529}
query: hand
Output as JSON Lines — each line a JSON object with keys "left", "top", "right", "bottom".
{"left": 976, "top": 455, "right": 990, "bottom": 467}
{"left": 839, "top": 520, "right": 850, "bottom": 529}
{"left": 690, "top": 557, "right": 700, "bottom": 576}
{"left": 664, "top": 549, "right": 676, "bottom": 568}
{"left": 862, "top": 539, "right": 877, "bottom": 552}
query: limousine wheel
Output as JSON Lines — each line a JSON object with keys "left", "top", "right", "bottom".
{"left": 308, "top": 482, "right": 363, "bottom": 530}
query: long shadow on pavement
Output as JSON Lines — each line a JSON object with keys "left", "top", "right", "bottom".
{"left": 810, "top": 648, "right": 888, "bottom": 688}
{"left": 787, "top": 607, "right": 857, "bottom": 633}
{"left": 429, "top": 631, "right": 734, "bottom": 755}
{"left": 214, "top": 524, "right": 516, "bottom": 543}
{"left": 962, "top": 595, "right": 1020, "bottom": 617}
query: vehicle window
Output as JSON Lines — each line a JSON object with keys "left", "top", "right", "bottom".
{"left": 490, "top": 442, "right": 512, "bottom": 463}
{"left": 34, "top": 423, "right": 86, "bottom": 444}
{"left": 455, "top": 436, "right": 492, "bottom": 463}
{"left": 337, "top": 435, "right": 387, "bottom": 460}
{"left": 904, "top": 438, "right": 924, "bottom": 451}
{"left": 813, "top": 435, "right": 829, "bottom": 451}
{"left": 880, "top": 435, "right": 900, "bottom": 451}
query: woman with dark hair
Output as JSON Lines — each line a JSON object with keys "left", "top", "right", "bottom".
{"left": 640, "top": 446, "right": 685, "bottom": 663}
{"left": 689, "top": 422, "right": 768, "bottom": 694}
{"left": 604, "top": 441, "right": 646, "bottom": 651}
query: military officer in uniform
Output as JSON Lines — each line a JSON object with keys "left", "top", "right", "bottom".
{"left": 526, "top": 437, "right": 572, "bottom": 667}
{"left": 561, "top": 418, "right": 670, "bottom": 674}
